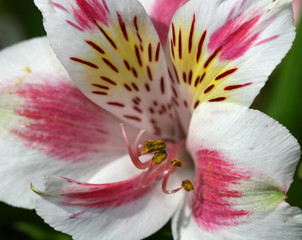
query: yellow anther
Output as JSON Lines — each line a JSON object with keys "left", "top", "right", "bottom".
{"left": 152, "top": 150, "right": 167, "bottom": 164}
{"left": 182, "top": 180, "right": 194, "bottom": 192}
{"left": 171, "top": 159, "right": 183, "bottom": 167}
{"left": 142, "top": 140, "right": 166, "bottom": 154}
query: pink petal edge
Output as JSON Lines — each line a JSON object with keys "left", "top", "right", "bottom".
{"left": 150, "top": 0, "right": 189, "bottom": 45}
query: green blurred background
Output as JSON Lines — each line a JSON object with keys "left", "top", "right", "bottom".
{"left": 0, "top": 0, "right": 301, "bottom": 239}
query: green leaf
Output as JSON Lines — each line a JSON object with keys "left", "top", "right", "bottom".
{"left": 14, "top": 222, "right": 71, "bottom": 240}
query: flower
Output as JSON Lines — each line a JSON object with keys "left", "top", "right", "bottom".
{"left": 0, "top": 0, "right": 302, "bottom": 239}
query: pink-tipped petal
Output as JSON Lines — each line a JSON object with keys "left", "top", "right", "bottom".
{"left": 138, "top": 0, "right": 189, "bottom": 45}
{"left": 34, "top": 0, "right": 176, "bottom": 138}
{"left": 34, "top": 155, "right": 185, "bottom": 240}
{"left": 166, "top": 0, "right": 295, "bottom": 132}
{"left": 172, "top": 102, "right": 302, "bottom": 239}
{"left": 0, "top": 38, "right": 133, "bottom": 208}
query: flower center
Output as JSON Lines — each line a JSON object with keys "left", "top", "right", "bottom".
{"left": 121, "top": 124, "right": 194, "bottom": 194}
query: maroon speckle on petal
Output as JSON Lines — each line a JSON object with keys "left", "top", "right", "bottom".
{"left": 196, "top": 31, "right": 207, "bottom": 63}
{"left": 135, "top": 45, "right": 143, "bottom": 67}
{"left": 102, "top": 58, "right": 119, "bottom": 73}
{"left": 172, "top": 23, "right": 176, "bottom": 46}
{"left": 204, "top": 47, "right": 222, "bottom": 68}
{"left": 147, "top": 66, "right": 153, "bottom": 81}
{"left": 188, "top": 14, "right": 195, "bottom": 53}
{"left": 92, "top": 91, "right": 108, "bottom": 95}
{"left": 182, "top": 72, "right": 187, "bottom": 83}
{"left": 148, "top": 43, "right": 153, "bottom": 62}
{"left": 172, "top": 64, "right": 180, "bottom": 84}
{"left": 178, "top": 28, "right": 182, "bottom": 59}
{"left": 131, "top": 82, "right": 139, "bottom": 92}
{"left": 188, "top": 70, "right": 193, "bottom": 85}
{"left": 168, "top": 69, "right": 175, "bottom": 84}
{"left": 70, "top": 57, "right": 99, "bottom": 69}
{"left": 145, "top": 83, "right": 151, "bottom": 92}
{"left": 96, "top": 23, "right": 117, "bottom": 49}
{"left": 133, "top": 106, "right": 142, "bottom": 114}
{"left": 170, "top": 39, "right": 175, "bottom": 59}
{"left": 100, "top": 76, "right": 117, "bottom": 86}
{"left": 194, "top": 100, "right": 200, "bottom": 109}
{"left": 215, "top": 68, "right": 238, "bottom": 80}
{"left": 160, "top": 77, "right": 165, "bottom": 94}
{"left": 209, "top": 97, "right": 226, "bottom": 102}
{"left": 124, "top": 83, "right": 132, "bottom": 92}
{"left": 124, "top": 60, "right": 131, "bottom": 71}
{"left": 117, "top": 12, "right": 128, "bottom": 41}
{"left": 106, "top": 102, "right": 125, "bottom": 107}
{"left": 194, "top": 76, "right": 200, "bottom": 87}
{"left": 91, "top": 84, "right": 109, "bottom": 90}
{"left": 224, "top": 82, "right": 252, "bottom": 90}
{"left": 86, "top": 40, "right": 105, "bottom": 54}
{"left": 204, "top": 84, "right": 214, "bottom": 94}
{"left": 132, "top": 68, "right": 138, "bottom": 78}
{"left": 155, "top": 42, "right": 160, "bottom": 62}
{"left": 123, "top": 115, "right": 142, "bottom": 122}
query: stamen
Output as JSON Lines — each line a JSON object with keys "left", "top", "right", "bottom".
{"left": 182, "top": 180, "right": 194, "bottom": 192}
{"left": 171, "top": 159, "right": 183, "bottom": 167}
{"left": 121, "top": 124, "right": 149, "bottom": 169}
{"left": 162, "top": 162, "right": 194, "bottom": 194}
{"left": 121, "top": 125, "right": 194, "bottom": 195}
{"left": 162, "top": 166, "right": 182, "bottom": 194}
{"left": 133, "top": 128, "right": 147, "bottom": 155}
{"left": 152, "top": 150, "right": 167, "bottom": 164}
{"left": 142, "top": 140, "right": 166, "bottom": 154}
{"left": 134, "top": 161, "right": 154, "bottom": 189}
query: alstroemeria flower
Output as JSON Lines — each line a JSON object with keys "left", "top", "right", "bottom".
{"left": 1, "top": 0, "right": 302, "bottom": 239}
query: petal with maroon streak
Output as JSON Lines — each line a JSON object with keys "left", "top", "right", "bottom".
{"left": 166, "top": 0, "right": 295, "bottom": 132}
{"left": 34, "top": 155, "right": 185, "bottom": 240}
{"left": 172, "top": 102, "right": 302, "bottom": 239}
{"left": 9, "top": 79, "right": 126, "bottom": 162}
{"left": 35, "top": 0, "right": 176, "bottom": 138}
{"left": 192, "top": 149, "right": 250, "bottom": 231}
{"left": 0, "top": 38, "right": 133, "bottom": 209}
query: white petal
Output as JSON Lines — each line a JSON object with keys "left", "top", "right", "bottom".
{"left": 34, "top": 155, "right": 185, "bottom": 240}
{"left": 166, "top": 0, "right": 295, "bottom": 131}
{"left": 0, "top": 38, "right": 134, "bottom": 208}
{"left": 34, "top": 0, "right": 177, "bottom": 138}
{"left": 173, "top": 102, "right": 302, "bottom": 239}
{"left": 0, "top": 37, "right": 66, "bottom": 80}
{"left": 172, "top": 200, "right": 302, "bottom": 240}
{"left": 188, "top": 102, "right": 300, "bottom": 189}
